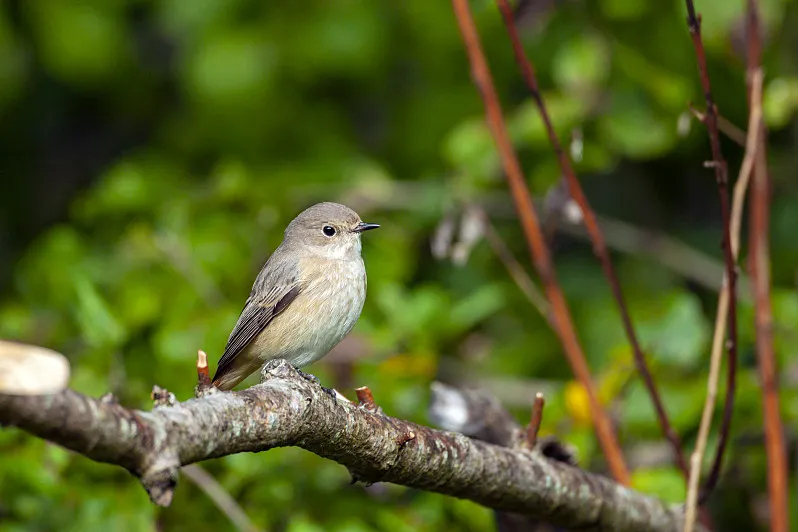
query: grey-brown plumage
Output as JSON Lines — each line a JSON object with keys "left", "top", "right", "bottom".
{"left": 212, "top": 202, "right": 379, "bottom": 390}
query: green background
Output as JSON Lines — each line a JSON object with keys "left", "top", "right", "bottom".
{"left": 1, "top": 0, "right": 798, "bottom": 530}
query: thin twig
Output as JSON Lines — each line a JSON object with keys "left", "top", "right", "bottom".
{"left": 476, "top": 207, "right": 550, "bottom": 319}
{"left": 493, "top": 0, "right": 686, "bottom": 477}
{"left": 524, "top": 393, "right": 546, "bottom": 449}
{"left": 450, "top": 0, "right": 630, "bottom": 484}
{"left": 689, "top": 105, "right": 747, "bottom": 147}
{"left": 196, "top": 350, "right": 212, "bottom": 397}
{"left": 683, "top": 0, "right": 738, "bottom": 501}
{"left": 197, "top": 350, "right": 211, "bottom": 385}
{"left": 745, "top": 2, "right": 789, "bottom": 531}
{"left": 683, "top": 68, "right": 763, "bottom": 532}
{"left": 356, "top": 386, "right": 378, "bottom": 411}
{"left": 182, "top": 465, "right": 260, "bottom": 532}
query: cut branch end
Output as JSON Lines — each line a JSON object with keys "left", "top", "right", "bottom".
{"left": 355, "top": 386, "right": 378, "bottom": 411}
{"left": 195, "top": 349, "right": 214, "bottom": 398}
{"left": 524, "top": 393, "right": 545, "bottom": 449}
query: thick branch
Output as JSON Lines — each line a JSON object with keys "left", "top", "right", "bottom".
{"left": 0, "top": 360, "right": 693, "bottom": 532}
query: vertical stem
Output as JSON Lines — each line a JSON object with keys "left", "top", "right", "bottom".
{"left": 494, "top": 0, "right": 688, "bottom": 478}
{"left": 746, "top": 2, "right": 789, "bottom": 531}
{"left": 450, "top": 0, "right": 630, "bottom": 484}
{"left": 683, "top": 0, "right": 738, "bottom": 500}
{"left": 684, "top": 69, "right": 762, "bottom": 532}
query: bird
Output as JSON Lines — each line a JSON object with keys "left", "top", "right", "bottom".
{"left": 212, "top": 202, "right": 379, "bottom": 390}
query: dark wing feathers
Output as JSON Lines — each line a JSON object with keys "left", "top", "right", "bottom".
{"left": 212, "top": 254, "right": 301, "bottom": 382}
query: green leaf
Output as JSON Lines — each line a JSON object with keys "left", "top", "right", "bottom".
{"left": 623, "top": 379, "right": 706, "bottom": 434}
{"left": 185, "top": 30, "right": 277, "bottom": 108}
{"left": 510, "top": 96, "right": 589, "bottom": 148}
{"left": 74, "top": 276, "right": 126, "bottom": 349}
{"left": 634, "top": 291, "right": 709, "bottom": 368}
{"left": 449, "top": 284, "right": 505, "bottom": 331}
{"left": 773, "top": 289, "right": 798, "bottom": 365}
{"left": 28, "top": 0, "right": 128, "bottom": 87}
{"left": 599, "top": 0, "right": 649, "bottom": 20}
{"left": 764, "top": 77, "right": 798, "bottom": 129}
{"left": 631, "top": 467, "right": 686, "bottom": 503}
{"left": 613, "top": 43, "right": 691, "bottom": 110}
{"left": 599, "top": 92, "right": 677, "bottom": 159}
{"left": 286, "top": 515, "right": 326, "bottom": 532}
{"left": 552, "top": 33, "right": 610, "bottom": 92}
{"left": 442, "top": 118, "right": 497, "bottom": 179}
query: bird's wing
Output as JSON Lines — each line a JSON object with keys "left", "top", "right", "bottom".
{"left": 213, "top": 254, "right": 301, "bottom": 382}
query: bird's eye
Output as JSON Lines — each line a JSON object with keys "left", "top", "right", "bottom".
{"left": 322, "top": 225, "right": 336, "bottom": 237}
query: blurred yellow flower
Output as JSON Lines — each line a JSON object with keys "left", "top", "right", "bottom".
{"left": 564, "top": 380, "right": 593, "bottom": 426}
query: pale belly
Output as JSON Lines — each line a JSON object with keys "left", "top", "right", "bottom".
{"left": 246, "top": 258, "right": 366, "bottom": 367}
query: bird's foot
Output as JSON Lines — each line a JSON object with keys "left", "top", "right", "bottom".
{"left": 295, "top": 368, "right": 321, "bottom": 385}
{"left": 295, "top": 368, "right": 338, "bottom": 399}
{"left": 321, "top": 386, "right": 338, "bottom": 399}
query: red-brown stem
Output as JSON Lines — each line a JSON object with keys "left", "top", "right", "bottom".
{"left": 683, "top": 0, "right": 738, "bottom": 501}
{"left": 197, "top": 350, "right": 211, "bottom": 387}
{"left": 745, "top": 2, "right": 789, "bottom": 531}
{"left": 525, "top": 393, "right": 545, "bottom": 449}
{"left": 355, "top": 386, "right": 378, "bottom": 411}
{"left": 493, "top": 0, "right": 687, "bottom": 478}
{"left": 450, "top": 0, "right": 630, "bottom": 484}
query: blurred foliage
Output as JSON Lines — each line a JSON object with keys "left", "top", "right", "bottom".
{"left": 1, "top": 0, "right": 798, "bottom": 531}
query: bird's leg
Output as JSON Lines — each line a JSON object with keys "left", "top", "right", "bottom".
{"left": 295, "top": 367, "right": 321, "bottom": 385}
{"left": 295, "top": 367, "right": 338, "bottom": 399}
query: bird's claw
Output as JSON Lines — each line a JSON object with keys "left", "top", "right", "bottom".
{"left": 296, "top": 368, "right": 321, "bottom": 385}
{"left": 295, "top": 368, "right": 338, "bottom": 399}
{"left": 321, "top": 386, "right": 338, "bottom": 399}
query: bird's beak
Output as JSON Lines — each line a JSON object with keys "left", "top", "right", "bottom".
{"left": 353, "top": 222, "right": 380, "bottom": 233}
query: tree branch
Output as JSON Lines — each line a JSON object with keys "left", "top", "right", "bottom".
{"left": 0, "top": 359, "right": 696, "bottom": 532}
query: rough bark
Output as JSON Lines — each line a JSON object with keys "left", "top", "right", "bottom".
{"left": 0, "top": 359, "right": 696, "bottom": 532}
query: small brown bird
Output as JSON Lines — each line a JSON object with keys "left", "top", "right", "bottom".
{"left": 212, "top": 202, "right": 379, "bottom": 390}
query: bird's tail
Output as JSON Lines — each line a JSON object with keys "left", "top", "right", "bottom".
{"left": 211, "top": 368, "right": 248, "bottom": 391}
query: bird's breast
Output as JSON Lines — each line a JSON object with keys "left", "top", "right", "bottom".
{"left": 251, "top": 257, "right": 366, "bottom": 366}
